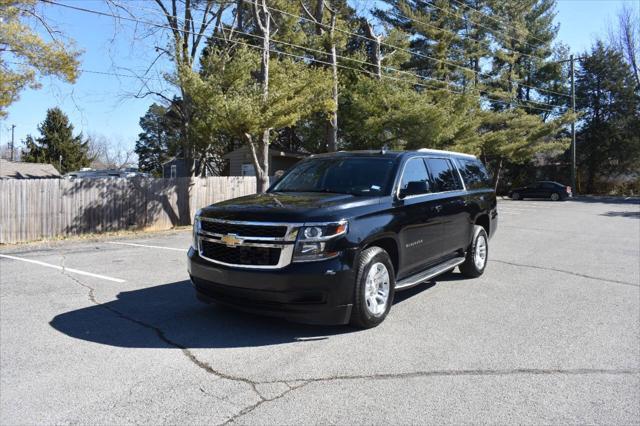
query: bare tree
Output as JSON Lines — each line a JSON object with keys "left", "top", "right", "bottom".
{"left": 246, "top": 0, "right": 272, "bottom": 193}
{"left": 88, "top": 134, "right": 136, "bottom": 169}
{"left": 364, "top": 22, "right": 383, "bottom": 80}
{"left": 301, "top": 0, "right": 338, "bottom": 152}
{"left": 609, "top": 4, "right": 640, "bottom": 87}
{"left": 108, "top": 0, "right": 231, "bottom": 176}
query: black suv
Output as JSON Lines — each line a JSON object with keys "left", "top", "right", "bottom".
{"left": 188, "top": 149, "right": 498, "bottom": 328}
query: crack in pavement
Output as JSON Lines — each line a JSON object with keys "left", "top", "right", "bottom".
{"left": 58, "top": 255, "right": 308, "bottom": 425}
{"left": 57, "top": 254, "right": 639, "bottom": 425}
{"left": 492, "top": 259, "right": 639, "bottom": 287}
{"left": 221, "top": 381, "right": 309, "bottom": 425}
{"left": 257, "top": 367, "right": 640, "bottom": 386}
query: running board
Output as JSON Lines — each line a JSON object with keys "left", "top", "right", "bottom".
{"left": 395, "top": 257, "right": 466, "bottom": 291}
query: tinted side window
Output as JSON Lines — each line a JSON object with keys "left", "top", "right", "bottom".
{"left": 400, "top": 158, "right": 430, "bottom": 196}
{"left": 458, "top": 159, "right": 492, "bottom": 189}
{"left": 425, "top": 158, "right": 463, "bottom": 192}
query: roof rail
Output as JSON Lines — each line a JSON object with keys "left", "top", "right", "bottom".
{"left": 416, "top": 148, "right": 476, "bottom": 159}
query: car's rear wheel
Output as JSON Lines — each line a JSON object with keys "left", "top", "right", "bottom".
{"left": 459, "top": 225, "right": 489, "bottom": 278}
{"left": 511, "top": 192, "right": 520, "bottom": 200}
{"left": 550, "top": 192, "right": 560, "bottom": 201}
{"left": 350, "top": 247, "right": 395, "bottom": 328}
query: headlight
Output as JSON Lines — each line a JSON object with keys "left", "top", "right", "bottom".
{"left": 192, "top": 210, "right": 202, "bottom": 249}
{"left": 293, "top": 221, "right": 348, "bottom": 262}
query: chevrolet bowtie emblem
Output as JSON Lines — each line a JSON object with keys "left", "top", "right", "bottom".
{"left": 221, "top": 233, "right": 243, "bottom": 247}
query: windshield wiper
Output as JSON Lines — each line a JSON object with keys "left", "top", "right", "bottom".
{"left": 275, "top": 188, "right": 358, "bottom": 196}
{"left": 303, "top": 189, "right": 358, "bottom": 195}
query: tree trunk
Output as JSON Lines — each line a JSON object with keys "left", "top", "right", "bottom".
{"left": 493, "top": 158, "right": 504, "bottom": 192}
{"left": 257, "top": 130, "right": 270, "bottom": 192}
{"left": 327, "top": 43, "right": 338, "bottom": 152}
{"left": 236, "top": 0, "right": 244, "bottom": 31}
{"left": 253, "top": 0, "right": 271, "bottom": 192}
{"left": 326, "top": 9, "right": 338, "bottom": 152}
{"left": 245, "top": 133, "right": 269, "bottom": 193}
{"left": 314, "top": 0, "right": 324, "bottom": 35}
{"left": 365, "top": 23, "right": 382, "bottom": 80}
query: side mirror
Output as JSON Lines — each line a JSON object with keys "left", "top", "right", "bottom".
{"left": 399, "top": 180, "right": 429, "bottom": 198}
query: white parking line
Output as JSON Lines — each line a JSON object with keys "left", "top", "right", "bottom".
{"left": 0, "top": 254, "right": 126, "bottom": 283}
{"left": 106, "top": 241, "right": 186, "bottom": 252}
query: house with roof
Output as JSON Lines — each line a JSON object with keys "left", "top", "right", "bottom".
{"left": 0, "top": 159, "right": 61, "bottom": 179}
{"left": 223, "top": 146, "right": 307, "bottom": 176}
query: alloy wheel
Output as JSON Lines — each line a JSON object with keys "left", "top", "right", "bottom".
{"left": 364, "top": 262, "right": 390, "bottom": 317}
{"left": 474, "top": 234, "right": 488, "bottom": 270}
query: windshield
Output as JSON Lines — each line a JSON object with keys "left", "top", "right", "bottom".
{"left": 270, "top": 157, "right": 397, "bottom": 196}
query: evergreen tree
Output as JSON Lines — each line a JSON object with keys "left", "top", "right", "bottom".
{"left": 484, "top": 0, "right": 560, "bottom": 111}
{"left": 575, "top": 42, "right": 640, "bottom": 192}
{"left": 22, "top": 107, "right": 91, "bottom": 173}
{"left": 374, "top": 0, "right": 469, "bottom": 83}
{"left": 180, "top": 45, "right": 334, "bottom": 190}
{"left": 134, "top": 103, "right": 179, "bottom": 177}
{"left": 340, "top": 75, "right": 480, "bottom": 151}
{"left": 133, "top": 0, "right": 593, "bottom": 191}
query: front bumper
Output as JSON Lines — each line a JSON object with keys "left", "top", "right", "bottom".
{"left": 187, "top": 246, "right": 356, "bottom": 325}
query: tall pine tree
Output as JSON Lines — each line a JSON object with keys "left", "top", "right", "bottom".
{"left": 134, "top": 103, "right": 180, "bottom": 177}
{"left": 576, "top": 41, "right": 640, "bottom": 192}
{"left": 22, "top": 107, "right": 91, "bottom": 173}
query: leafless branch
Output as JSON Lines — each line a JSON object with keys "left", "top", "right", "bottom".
{"left": 299, "top": 0, "right": 317, "bottom": 22}
{"left": 253, "top": 0, "right": 267, "bottom": 34}
{"left": 22, "top": 8, "right": 60, "bottom": 41}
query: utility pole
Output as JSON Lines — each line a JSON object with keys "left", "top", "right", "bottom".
{"left": 570, "top": 55, "right": 576, "bottom": 195}
{"left": 10, "top": 124, "right": 16, "bottom": 162}
{"left": 553, "top": 55, "right": 582, "bottom": 195}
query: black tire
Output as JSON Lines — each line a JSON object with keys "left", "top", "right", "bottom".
{"left": 350, "top": 247, "right": 396, "bottom": 328}
{"left": 511, "top": 192, "right": 520, "bottom": 200}
{"left": 459, "top": 225, "right": 489, "bottom": 278}
{"left": 550, "top": 192, "right": 560, "bottom": 201}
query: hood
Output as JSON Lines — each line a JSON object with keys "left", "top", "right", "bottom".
{"left": 199, "top": 191, "right": 383, "bottom": 222}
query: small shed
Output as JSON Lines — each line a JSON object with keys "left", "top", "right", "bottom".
{"left": 223, "top": 146, "right": 306, "bottom": 176}
{"left": 0, "top": 159, "right": 61, "bottom": 179}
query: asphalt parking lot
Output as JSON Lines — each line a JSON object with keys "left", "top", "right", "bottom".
{"left": 1, "top": 197, "right": 639, "bottom": 424}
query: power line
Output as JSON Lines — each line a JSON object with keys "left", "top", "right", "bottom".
{"left": 122, "top": 0, "right": 566, "bottom": 111}
{"left": 121, "top": 0, "right": 569, "bottom": 103}
{"left": 375, "top": 6, "right": 573, "bottom": 100}
{"left": 7, "top": 60, "right": 166, "bottom": 82}
{"left": 40, "top": 0, "right": 565, "bottom": 113}
{"left": 235, "top": 0, "right": 571, "bottom": 101}
{"left": 41, "top": 2, "right": 471, "bottom": 99}
{"left": 91, "top": 0, "right": 571, "bottom": 102}
{"left": 448, "top": 0, "right": 551, "bottom": 47}
{"left": 383, "top": 7, "right": 545, "bottom": 63}
{"left": 418, "top": 0, "right": 548, "bottom": 53}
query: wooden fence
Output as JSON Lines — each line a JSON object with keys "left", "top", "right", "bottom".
{"left": 0, "top": 177, "right": 260, "bottom": 244}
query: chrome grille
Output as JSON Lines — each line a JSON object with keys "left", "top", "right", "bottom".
{"left": 196, "top": 218, "right": 301, "bottom": 269}
{"left": 200, "top": 239, "right": 281, "bottom": 266}
{"left": 200, "top": 221, "right": 287, "bottom": 238}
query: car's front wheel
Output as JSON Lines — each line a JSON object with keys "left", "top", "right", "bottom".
{"left": 550, "top": 192, "right": 560, "bottom": 201}
{"left": 460, "top": 225, "right": 489, "bottom": 278}
{"left": 350, "top": 247, "right": 395, "bottom": 328}
{"left": 511, "top": 192, "right": 520, "bottom": 200}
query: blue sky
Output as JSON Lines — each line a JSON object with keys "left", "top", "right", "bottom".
{"left": 2, "top": 0, "right": 637, "bottom": 154}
